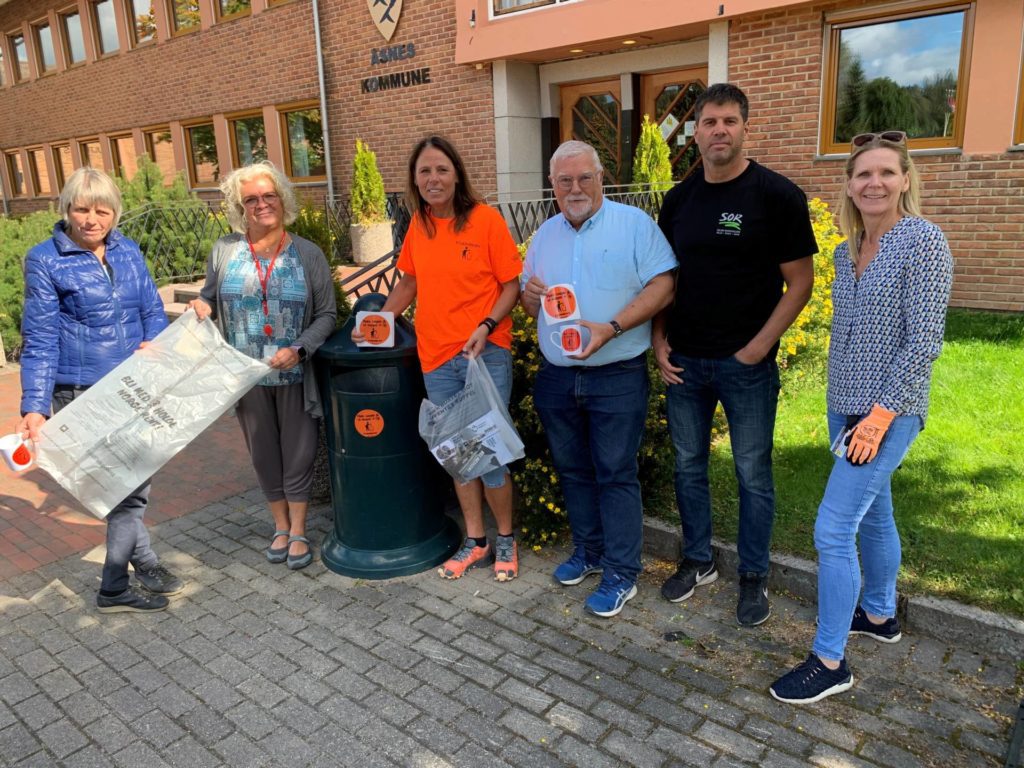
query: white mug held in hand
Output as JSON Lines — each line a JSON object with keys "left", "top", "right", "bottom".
{"left": 0, "top": 433, "right": 34, "bottom": 472}
{"left": 550, "top": 324, "right": 590, "bottom": 357}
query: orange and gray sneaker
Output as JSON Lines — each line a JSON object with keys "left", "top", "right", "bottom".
{"left": 494, "top": 534, "right": 518, "bottom": 582}
{"left": 438, "top": 538, "right": 494, "bottom": 579}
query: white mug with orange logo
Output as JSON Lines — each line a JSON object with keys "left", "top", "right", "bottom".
{"left": 550, "top": 324, "right": 590, "bottom": 357}
{"left": 0, "top": 433, "right": 34, "bottom": 473}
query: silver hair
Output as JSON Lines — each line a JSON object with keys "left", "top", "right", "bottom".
{"left": 219, "top": 160, "right": 298, "bottom": 234}
{"left": 59, "top": 167, "right": 123, "bottom": 228}
{"left": 549, "top": 140, "right": 603, "bottom": 177}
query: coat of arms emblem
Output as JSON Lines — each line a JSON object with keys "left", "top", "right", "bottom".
{"left": 368, "top": 0, "right": 402, "bottom": 42}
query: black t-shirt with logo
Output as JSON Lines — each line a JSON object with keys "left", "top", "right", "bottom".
{"left": 658, "top": 160, "right": 818, "bottom": 359}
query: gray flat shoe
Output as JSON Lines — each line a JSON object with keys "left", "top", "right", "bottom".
{"left": 286, "top": 535, "right": 313, "bottom": 570}
{"left": 266, "top": 530, "right": 290, "bottom": 564}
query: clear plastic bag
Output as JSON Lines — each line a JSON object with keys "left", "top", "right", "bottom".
{"left": 35, "top": 310, "right": 270, "bottom": 519}
{"left": 418, "top": 355, "right": 525, "bottom": 484}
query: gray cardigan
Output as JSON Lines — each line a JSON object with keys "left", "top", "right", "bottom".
{"left": 199, "top": 232, "right": 337, "bottom": 418}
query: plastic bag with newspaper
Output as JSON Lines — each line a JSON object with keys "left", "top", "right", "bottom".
{"left": 418, "top": 355, "right": 524, "bottom": 484}
{"left": 35, "top": 310, "right": 269, "bottom": 519}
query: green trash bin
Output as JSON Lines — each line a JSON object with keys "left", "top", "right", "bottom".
{"left": 315, "top": 293, "right": 460, "bottom": 578}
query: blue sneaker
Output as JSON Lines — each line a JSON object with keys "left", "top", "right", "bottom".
{"left": 584, "top": 573, "right": 637, "bottom": 618}
{"left": 553, "top": 546, "right": 602, "bottom": 586}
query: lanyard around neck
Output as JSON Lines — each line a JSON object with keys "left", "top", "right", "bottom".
{"left": 247, "top": 231, "right": 287, "bottom": 337}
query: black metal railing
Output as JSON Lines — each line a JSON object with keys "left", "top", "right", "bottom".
{"left": 487, "top": 182, "right": 671, "bottom": 244}
{"left": 119, "top": 200, "right": 230, "bottom": 285}
{"left": 324, "top": 192, "right": 411, "bottom": 263}
{"left": 340, "top": 247, "right": 403, "bottom": 300}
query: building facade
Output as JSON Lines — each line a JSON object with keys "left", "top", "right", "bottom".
{"left": 1, "top": 0, "right": 1021, "bottom": 311}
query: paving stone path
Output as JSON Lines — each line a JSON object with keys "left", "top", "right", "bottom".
{"left": 0, "top": 491, "right": 1021, "bottom": 767}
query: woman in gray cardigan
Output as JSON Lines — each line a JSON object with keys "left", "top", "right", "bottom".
{"left": 190, "top": 161, "right": 336, "bottom": 570}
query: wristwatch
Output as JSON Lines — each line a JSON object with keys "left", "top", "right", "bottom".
{"left": 290, "top": 345, "right": 307, "bottom": 362}
{"left": 609, "top": 320, "right": 624, "bottom": 338}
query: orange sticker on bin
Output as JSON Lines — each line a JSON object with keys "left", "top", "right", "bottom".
{"left": 354, "top": 409, "right": 384, "bottom": 437}
{"left": 359, "top": 314, "right": 389, "bottom": 345}
{"left": 543, "top": 285, "right": 578, "bottom": 320}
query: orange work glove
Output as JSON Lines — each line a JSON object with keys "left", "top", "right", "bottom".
{"left": 846, "top": 404, "right": 897, "bottom": 465}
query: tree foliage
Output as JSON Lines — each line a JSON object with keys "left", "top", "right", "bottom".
{"left": 631, "top": 115, "right": 673, "bottom": 194}
{"left": 835, "top": 43, "right": 957, "bottom": 141}
{"left": 350, "top": 139, "right": 387, "bottom": 226}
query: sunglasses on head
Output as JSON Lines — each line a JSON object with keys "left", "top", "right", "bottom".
{"left": 851, "top": 131, "right": 907, "bottom": 148}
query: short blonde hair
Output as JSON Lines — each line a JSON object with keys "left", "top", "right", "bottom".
{"left": 59, "top": 167, "right": 123, "bottom": 229}
{"left": 839, "top": 136, "right": 921, "bottom": 264}
{"left": 219, "top": 161, "right": 298, "bottom": 233}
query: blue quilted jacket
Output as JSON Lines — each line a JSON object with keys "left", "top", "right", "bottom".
{"left": 20, "top": 222, "right": 168, "bottom": 416}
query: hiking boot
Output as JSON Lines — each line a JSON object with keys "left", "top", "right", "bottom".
{"left": 438, "top": 539, "right": 493, "bottom": 579}
{"left": 584, "top": 573, "right": 637, "bottom": 618}
{"left": 552, "top": 546, "right": 602, "bottom": 586}
{"left": 134, "top": 563, "right": 184, "bottom": 595}
{"left": 660, "top": 557, "right": 718, "bottom": 602}
{"left": 737, "top": 572, "right": 770, "bottom": 626}
{"left": 849, "top": 605, "right": 902, "bottom": 643}
{"left": 494, "top": 535, "right": 518, "bottom": 582}
{"left": 97, "top": 586, "right": 170, "bottom": 614}
{"left": 770, "top": 653, "right": 854, "bottom": 704}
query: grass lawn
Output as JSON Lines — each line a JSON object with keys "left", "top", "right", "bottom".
{"left": 659, "top": 309, "right": 1024, "bottom": 618}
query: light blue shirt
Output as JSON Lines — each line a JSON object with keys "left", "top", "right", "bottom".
{"left": 522, "top": 199, "right": 677, "bottom": 367}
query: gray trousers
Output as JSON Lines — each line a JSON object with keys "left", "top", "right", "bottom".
{"left": 236, "top": 383, "right": 318, "bottom": 502}
{"left": 52, "top": 386, "right": 158, "bottom": 594}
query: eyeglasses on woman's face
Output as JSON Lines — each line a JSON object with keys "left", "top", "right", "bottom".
{"left": 851, "top": 131, "right": 907, "bottom": 148}
{"left": 242, "top": 192, "right": 280, "bottom": 208}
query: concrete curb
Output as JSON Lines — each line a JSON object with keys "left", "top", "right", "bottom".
{"left": 642, "top": 515, "right": 1024, "bottom": 659}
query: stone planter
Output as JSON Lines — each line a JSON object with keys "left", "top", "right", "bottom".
{"left": 350, "top": 222, "right": 394, "bottom": 265}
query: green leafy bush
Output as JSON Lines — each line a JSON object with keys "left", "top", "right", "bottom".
{"left": 0, "top": 210, "right": 58, "bottom": 360}
{"left": 631, "top": 115, "right": 673, "bottom": 193}
{"left": 290, "top": 201, "right": 334, "bottom": 265}
{"left": 350, "top": 139, "right": 387, "bottom": 226}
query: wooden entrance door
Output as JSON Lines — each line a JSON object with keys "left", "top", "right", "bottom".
{"left": 560, "top": 79, "right": 623, "bottom": 185}
{"left": 640, "top": 68, "right": 707, "bottom": 181}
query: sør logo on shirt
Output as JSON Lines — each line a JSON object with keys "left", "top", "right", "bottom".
{"left": 717, "top": 213, "right": 743, "bottom": 236}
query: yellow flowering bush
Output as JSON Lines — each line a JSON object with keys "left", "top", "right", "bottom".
{"left": 778, "top": 198, "right": 841, "bottom": 369}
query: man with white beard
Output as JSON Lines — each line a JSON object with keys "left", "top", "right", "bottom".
{"left": 520, "top": 140, "right": 677, "bottom": 618}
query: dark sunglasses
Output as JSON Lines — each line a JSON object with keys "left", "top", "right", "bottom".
{"left": 851, "top": 131, "right": 907, "bottom": 148}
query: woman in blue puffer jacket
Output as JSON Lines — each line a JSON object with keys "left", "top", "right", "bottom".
{"left": 17, "top": 167, "right": 183, "bottom": 615}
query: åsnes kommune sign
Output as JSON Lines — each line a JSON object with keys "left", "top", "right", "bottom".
{"left": 362, "top": 0, "right": 430, "bottom": 94}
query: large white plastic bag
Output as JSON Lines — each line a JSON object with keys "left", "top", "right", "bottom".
{"left": 35, "top": 310, "right": 270, "bottom": 519}
{"left": 418, "top": 355, "right": 525, "bottom": 484}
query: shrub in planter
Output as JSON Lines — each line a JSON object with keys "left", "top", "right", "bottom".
{"left": 631, "top": 114, "right": 673, "bottom": 194}
{"left": 350, "top": 139, "right": 393, "bottom": 264}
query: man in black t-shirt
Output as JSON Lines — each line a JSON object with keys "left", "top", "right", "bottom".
{"left": 652, "top": 83, "right": 817, "bottom": 627}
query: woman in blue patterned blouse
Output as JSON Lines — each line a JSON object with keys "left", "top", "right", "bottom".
{"left": 770, "top": 131, "right": 953, "bottom": 705}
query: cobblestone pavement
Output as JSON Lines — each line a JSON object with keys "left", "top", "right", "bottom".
{"left": 0, "top": 367, "right": 256, "bottom": 579}
{"left": 0, "top": 491, "right": 1020, "bottom": 768}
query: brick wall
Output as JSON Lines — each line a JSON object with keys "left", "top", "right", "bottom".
{"left": 320, "top": 0, "right": 497, "bottom": 199}
{"left": 729, "top": 3, "right": 1024, "bottom": 312}
{"left": 0, "top": 1, "right": 318, "bottom": 142}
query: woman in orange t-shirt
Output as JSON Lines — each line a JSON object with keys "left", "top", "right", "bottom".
{"left": 353, "top": 135, "right": 522, "bottom": 582}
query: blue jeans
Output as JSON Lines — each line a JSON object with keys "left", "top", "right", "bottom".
{"left": 52, "top": 385, "right": 157, "bottom": 593}
{"left": 813, "top": 410, "right": 921, "bottom": 662}
{"left": 423, "top": 343, "right": 513, "bottom": 488}
{"left": 666, "top": 353, "right": 780, "bottom": 575}
{"left": 533, "top": 355, "right": 649, "bottom": 582}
